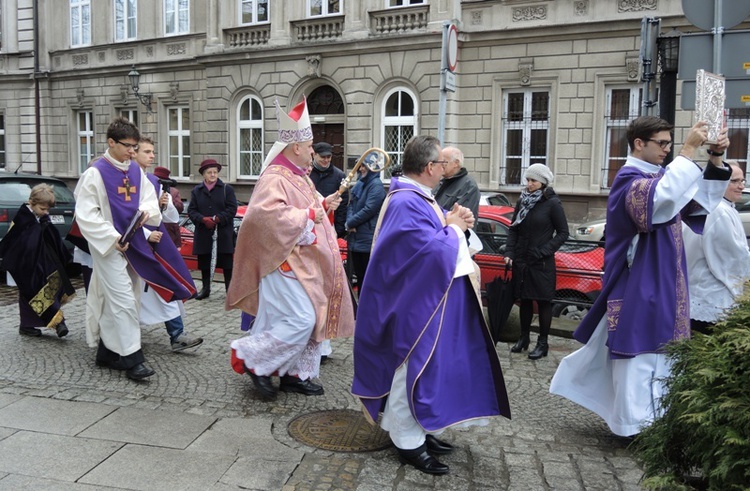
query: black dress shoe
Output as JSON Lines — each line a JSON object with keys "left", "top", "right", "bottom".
{"left": 426, "top": 434, "right": 454, "bottom": 455}
{"left": 19, "top": 326, "right": 42, "bottom": 337}
{"left": 280, "top": 375, "right": 324, "bottom": 396}
{"left": 248, "top": 371, "right": 277, "bottom": 399}
{"left": 55, "top": 321, "right": 69, "bottom": 338}
{"left": 125, "top": 363, "right": 155, "bottom": 380}
{"left": 397, "top": 448, "right": 449, "bottom": 475}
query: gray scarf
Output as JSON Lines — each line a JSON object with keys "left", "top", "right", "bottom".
{"left": 511, "top": 189, "right": 543, "bottom": 226}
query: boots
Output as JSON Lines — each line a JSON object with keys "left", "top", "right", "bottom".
{"left": 223, "top": 269, "right": 233, "bottom": 292}
{"left": 195, "top": 270, "right": 211, "bottom": 300}
{"left": 528, "top": 336, "right": 548, "bottom": 360}
{"left": 510, "top": 329, "right": 530, "bottom": 353}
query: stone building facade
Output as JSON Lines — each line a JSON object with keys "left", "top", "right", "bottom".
{"left": 0, "top": 0, "right": 748, "bottom": 223}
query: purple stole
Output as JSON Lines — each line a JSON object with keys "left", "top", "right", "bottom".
{"left": 92, "top": 158, "right": 195, "bottom": 302}
{"left": 574, "top": 165, "right": 701, "bottom": 358}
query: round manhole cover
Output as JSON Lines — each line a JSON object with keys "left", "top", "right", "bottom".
{"left": 288, "top": 409, "right": 392, "bottom": 452}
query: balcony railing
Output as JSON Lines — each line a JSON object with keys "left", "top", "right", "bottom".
{"left": 291, "top": 16, "right": 344, "bottom": 42}
{"left": 224, "top": 24, "right": 271, "bottom": 48}
{"left": 369, "top": 5, "right": 429, "bottom": 36}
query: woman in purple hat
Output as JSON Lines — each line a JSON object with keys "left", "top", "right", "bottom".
{"left": 187, "top": 159, "right": 238, "bottom": 299}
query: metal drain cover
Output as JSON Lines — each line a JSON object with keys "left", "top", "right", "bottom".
{"left": 288, "top": 409, "right": 392, "bottom": 452}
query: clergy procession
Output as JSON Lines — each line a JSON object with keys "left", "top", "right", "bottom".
{"left": 1, "top": 101, "right": 748, "bottom": 480}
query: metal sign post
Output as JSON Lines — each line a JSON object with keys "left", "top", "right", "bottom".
{"left": 438, "top": 22, "right": 458, "bottom": 145}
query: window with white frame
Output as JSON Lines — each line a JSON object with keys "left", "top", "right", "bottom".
{"left": 70, "top": 0, "right": 91, "bottom": 47}
{"left": 387, "top": 0, "right": 425, "bottom": 7}
{"left": 119, "top": 108, "right": 139, "bottom": 128}
{"left": 237, "top": 95, "right": 264, "bottom": 178}
{"left": 164, "top": 0, "right": 189, "bottom": 36}
{"left": 77, "top": 111, "right": 94, "bottom": 174}
{"left": 167, "top": 106, "right": 191, "bottom": 178}
{"left": 601, "top": 87, "right": 640, "bottom": 188}
{"left": 115, "top": 0, "right": 137, "bottom": 41}
{"left": 0, "top": 115, "right": 5, "bottom": 169}
{"left": 382, "top": 88, "right": 417, "bottom": 179}
{"left": 727, "top": 108, "right": 750, "bottom": 178}
{"left": 500, "top": 90, "right": 549, "bottom": 185}
{"left": 308, "top": 0, "right": 341, "bottom": 17}
{"left": 240, "top": 0, "right": 269, "bottom": 24}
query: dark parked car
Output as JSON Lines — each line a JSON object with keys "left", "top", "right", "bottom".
{"left": 0, "top": 171, "right": 78, "bottom": 278}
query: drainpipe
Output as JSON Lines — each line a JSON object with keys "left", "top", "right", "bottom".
{"left": 33, "top": 0, "right": 42, "bottom": 175}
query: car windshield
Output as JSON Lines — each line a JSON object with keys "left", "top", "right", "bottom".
{"left": 1, "top": 180, "right": 75, "bottom": 205}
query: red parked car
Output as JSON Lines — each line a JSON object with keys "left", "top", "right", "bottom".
{"left": 178, "top": 205, "right": 347, "bottom": 272}
{"left": 474, "top": 205, "right": 604, "bottom": 321}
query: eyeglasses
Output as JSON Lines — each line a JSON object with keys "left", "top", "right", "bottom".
{"left": 114, "top": 139, "right": 139, "bottom": 150}
{"left": 730, "top": 178, "right": 746, "bottom": 185}
{"left": 644, "top": 138, "right": 673, "bottom": 149}
{"left": 431, "top": 160, "right": 448, "bottom": 167}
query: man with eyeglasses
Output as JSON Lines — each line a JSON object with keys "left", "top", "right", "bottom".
{"left": 75, "top": 117, "right": 194, "bottom": 381}
{"left": 551, "top": 115, "right": 731, "bottom": 437}
{"left": 683, "top": 160, "right": 750, "bottom": 334}
{"left": 352, "top": 135, "right": 510, "bottom": 475}
{"left": 433, "top": 146, "right": 480, "bottom": 223}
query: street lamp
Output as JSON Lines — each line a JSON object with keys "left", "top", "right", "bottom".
{"left": 128, "top": 64, "right": 153, "bottom": 113}
{"left": 658, "top": 28, "right": 681, "bottom": 161}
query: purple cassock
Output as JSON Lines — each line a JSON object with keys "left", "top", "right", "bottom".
{"left": 573, "top": 165, "right": 711, "bottom": 358}
{"left": 92, "top": 159, "right": 196, "bottom": 302}
{"left": 351, "top": 178, "right": 511, "bottom": 431}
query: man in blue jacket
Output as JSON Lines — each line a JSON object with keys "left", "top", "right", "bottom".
{"left": 345, "top": 163, "right": 386, "bottom": 288}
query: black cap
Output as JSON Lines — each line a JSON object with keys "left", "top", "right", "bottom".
{"left": 313, "top": 142, "right": 333, "bottom": 156}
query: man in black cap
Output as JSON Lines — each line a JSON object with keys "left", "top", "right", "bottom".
{"left": 309, "top": 142, "right": 348, "bottom": 238}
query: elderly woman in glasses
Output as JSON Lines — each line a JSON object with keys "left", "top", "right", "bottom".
{"left": 683, "top": 160, "right": 750, "bottom": 333}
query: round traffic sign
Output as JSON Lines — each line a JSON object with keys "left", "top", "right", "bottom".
{"left": 447, "top": 24, "right": 459, "bottom": 72}
{"left": 682, "top": 0, "right": 750, "bottom": 31}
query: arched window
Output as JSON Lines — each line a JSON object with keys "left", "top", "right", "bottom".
{"left": 381, "top": 88, "right": 417, "bottom": 178}
{"left": 237, "top": 95, "right": 264, "bottom": 177}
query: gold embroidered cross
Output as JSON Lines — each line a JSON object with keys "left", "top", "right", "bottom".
{"left": 118, "top": 177, "right": 136, "bottom": 201}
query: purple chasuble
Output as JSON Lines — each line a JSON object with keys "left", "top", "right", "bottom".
{"left": 574, "top": 165, "right": 703, "bottom": 358}
{"left": 351, "top": 178, "right": 510, "bottom": 431}
{"left": 92, "top": 158, "right": 195, "bottom": 302}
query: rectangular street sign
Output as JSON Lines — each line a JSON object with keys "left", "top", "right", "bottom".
{"left": 678, "top": 31, "right": 750, "bottom": 79}
{"left": 682, "top": 80, "right": 750, "bottom": 109}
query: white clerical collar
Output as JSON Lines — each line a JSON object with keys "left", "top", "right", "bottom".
{"left": 103, "top": 149, "right": 131, "bottom": 170}
{"left": 399, "top": 175, "right": 434, "bottom": 197}
{"left": 625, "top": 155, "right": 662, "bottom": 174}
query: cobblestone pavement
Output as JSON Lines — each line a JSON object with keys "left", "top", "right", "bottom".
{"left": 0, "top": 280, "right": 645, "bottom": 490}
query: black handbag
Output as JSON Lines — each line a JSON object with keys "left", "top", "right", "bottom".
{"left": 486, "top": 264, "right": 515, "bottom": 344}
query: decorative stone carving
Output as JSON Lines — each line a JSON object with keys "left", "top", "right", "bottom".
{"left": 618, "top": 0, "right": 657, "bottom": 12}
{"left": 98, "top": 51, "right": 105, "bottom": 62}
{"left": 72, "top": 54, "right": 88, "bottom": 65}
{"left": 167, "top": 43, "right": 186, "bottom": 56}
{"left": 471, "top": 11, "right": 483, "bottom": 26}
{"left": 120, "top": 85, "right": 130, "bottom": 105}
{"left": 170, "top": 82, "right": 180, "bottom": 101}
{"left": 146, "top": 46, "right": 154, "bottom": 57}
{"left": 513, "top": 6, "right": 547, "bottom": 22}
{"left": 116, "top": 49, "right": 134, "bottom": 61}
{"left": 76, "top": 88, "right": 85, "bottom": 107}
{"left": 54, "top": 57, "right": 61, "bottom": 67}
{"left": 626, "top": 57, "right": 640, "bottom": 82}
{"left": 574, "top": 0, "right": 589, "bottom": 16}
{"left": 306, "top": 55, "right": 321, "bottom": 78}
{"left": 519, "top": 61, "right": 533, "bottom": 85}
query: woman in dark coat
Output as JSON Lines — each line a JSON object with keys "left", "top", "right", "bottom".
{"left": 0, "top": 183, "right": 75, "bottom": 337}
{"left": 345, "top": 165, "right": 386, "bottom": 288}
{"left": 188, "top": 159, "right": 238, "bottom": 299}
{"left": 504, "top": 164, "right": 569, "bottom": 359}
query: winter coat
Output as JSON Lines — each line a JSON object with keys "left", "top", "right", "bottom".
{"left": 345, "top": 171, "right": 386, "bottom": 253}
{"left": 433, "top": 167, "right": 480, "bottom": 220}
{"left": 187, "top": 179, "right": 238, "bottom": 255}
{"left": 505, "top": 187, "right": 569, "bottom": 301}
{"left": 310, "top": 163, "right": 349, "bottom": 238}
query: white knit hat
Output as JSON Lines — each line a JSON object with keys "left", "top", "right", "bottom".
{"left": 524, "top": 163, "right": 554, "bottom": 185}
{"left": 261, "top": 97, "right": 313, "bottom": 171}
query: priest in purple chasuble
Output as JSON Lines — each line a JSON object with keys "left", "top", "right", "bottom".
{"left": 550, "top": 116, "right": 731, "bottom": 437}
{"left": 226, "top": 98, "right": 354, "bottom": 399}
{"left": 74, "top": 117, "right": 164, "bottom": 381}
{"left": 351, "top": 135, "right": 511, "bottom": 476}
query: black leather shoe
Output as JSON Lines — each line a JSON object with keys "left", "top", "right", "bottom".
{"left": 397, "top": 448, "right": 449, "bottom": 475}
{"left": 125, "top": 363, "right": 155, "bottom": 380}
{"left": 195, "top": 287, "right": 210, "bottom": 300}
{"left": 56, "top": 321, "right": 69, "bottom": 338}
{"left": 248, "top": 371, "right": 277, "bottom": 399}
{"left": 528, "top": 342, "right": 549, "bottom": 360}
{"left": 510, "top": 336, "right": 530, "bottom": 353}
{"left": 426, "top": 434, "right": 454, "bottom": 455}
{"left": 19, "top": 326, "right": 42, "bottom": 337}
{"left": 280, "top": 376, "right": 324, "bottom": 396}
